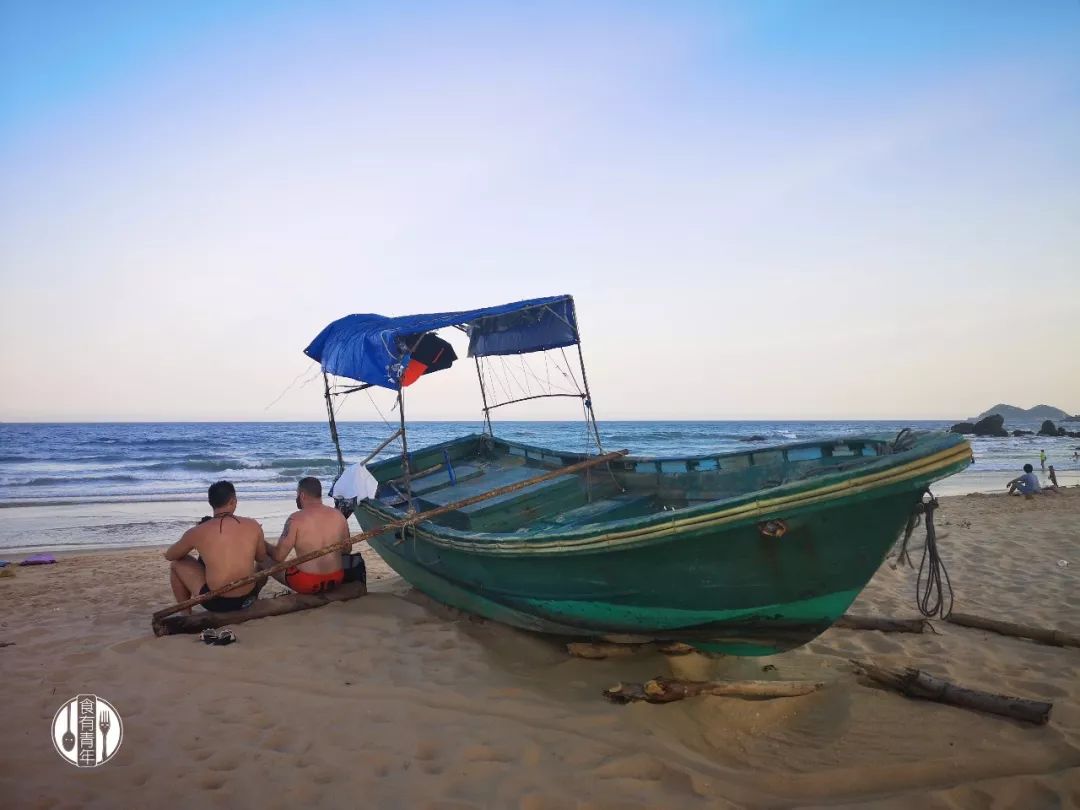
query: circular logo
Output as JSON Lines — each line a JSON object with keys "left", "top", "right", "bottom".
{"left": 51, "top": 694, "right": 123, "bottom": 767}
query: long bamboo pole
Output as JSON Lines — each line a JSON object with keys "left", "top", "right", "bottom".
{"left": 152, "top": 449, "right": 629, "bottom": 627}
{"left": 360, "top": 429, "right": 403, "bottom": 466}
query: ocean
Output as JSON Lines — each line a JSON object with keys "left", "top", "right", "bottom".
{"left": 1, "top": 420, "right": 1077, "bottom": 553}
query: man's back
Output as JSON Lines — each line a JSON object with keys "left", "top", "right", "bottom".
{"left": 189, "top": 515, "right": 263, "bottom": 595}
{"left": 289, "top": 504, "right": 348, "bottom": 574}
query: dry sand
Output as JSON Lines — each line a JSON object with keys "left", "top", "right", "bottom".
{"left": 1, "top": 490, "right": 1078, "bottom": 809}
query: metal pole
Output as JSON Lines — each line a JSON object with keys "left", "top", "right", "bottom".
{"left": 474, "top": 357, "right": 494, "bottom": 436}
{"left": 324, "top": 371, "right": 345, "bottom": 473}
{"left": 397, "top": 387, "right": 414, "bottom": 513}
{"left": 575, "top": 341, "right": 604, "bottom": 453}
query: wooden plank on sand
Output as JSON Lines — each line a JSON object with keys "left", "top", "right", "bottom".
{"left": 153, "top": 581, "right": 367, "bottom": 636}
{"left": 835, "top": 614, "right": 933, "bottom": 633}
{"left": 945, "top": 612, "right": 1080, "bottom": 648}
{"left": 603, "top": 676, "right": 824, "bottom": 704}
{"left": 851, "top": 659, "right": 1052, "bottom": 724}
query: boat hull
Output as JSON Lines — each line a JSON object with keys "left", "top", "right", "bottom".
{"left": 354, "top": 437, "right": 971, "bottom": 655}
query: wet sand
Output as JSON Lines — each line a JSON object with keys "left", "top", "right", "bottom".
{"left": 0, "top": 490, "right": 1078, "bottom": 808}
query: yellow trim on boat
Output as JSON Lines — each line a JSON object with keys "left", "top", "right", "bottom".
{"left": 367, "top": 441, "right": 973, "bottom": 554}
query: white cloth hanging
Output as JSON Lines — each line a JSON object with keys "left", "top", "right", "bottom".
{"left": 330, "top": 462, "right": 379, "bottom": 501}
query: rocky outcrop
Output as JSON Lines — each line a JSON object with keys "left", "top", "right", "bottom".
{"left": 1038, "top": 420, "right": 1060, "bottom": 437}
{"left": 951, "top": 415, "right": 1007, "bottom": 437}
{"left": 972, "top": 414, "right": 1008, "bottom": 437}
{"left": 1012, "top": 430, "right": 1033, "bottom": 437}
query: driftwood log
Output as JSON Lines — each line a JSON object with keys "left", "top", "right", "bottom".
{"left": 152, "top": 581, "right": 367, "bottom": 636}
{"left": 567, "top": 641, "right": 695, "bottom": 659}
{"left": 852, "top": 660, "right": 1052, "bottom": 725}
{"left": 603, "top": 676, "right": 824, "bottom": 704}
{"left": 836, "top": 614, "right": 933, "bottom": 634}
{"left": 945, "top": 612, "right": 1080, "bottom": 649}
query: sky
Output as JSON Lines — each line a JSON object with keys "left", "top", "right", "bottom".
{"left": 1, "top": 0, "right": 1078, "bottom": 422}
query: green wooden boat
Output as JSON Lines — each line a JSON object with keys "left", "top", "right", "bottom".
{"left": 304, "top": 296, "right": 972, "bottom": 655}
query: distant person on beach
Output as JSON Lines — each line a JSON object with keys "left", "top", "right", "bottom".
{"left": 165, "top": 480, "right": 266, "bottom": 613}
{"left": 260, "top": 477, "right": 352, "bottom": 594}
{"left": 1006, "top": 464, "right": 1042, "bottom": 498}
{"left": 1040, "top": 449, "right": 1047, "bottom": 471}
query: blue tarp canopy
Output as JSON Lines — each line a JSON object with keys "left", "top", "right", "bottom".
{"left": 304, "top": 295, "right": 578, "bottom": 389}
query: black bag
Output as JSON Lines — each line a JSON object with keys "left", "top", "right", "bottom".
{"left": 341, "top": 553, "right": 367, "bottom": 586}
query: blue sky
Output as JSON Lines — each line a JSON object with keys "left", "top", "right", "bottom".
{"left": 1, "top": 1, "right": 1078, "bottom": 420}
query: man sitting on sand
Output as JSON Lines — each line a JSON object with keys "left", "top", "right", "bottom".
{"left": 1006, "top": 464, "right": 1042, "bottom": 498}
{"left": 166, "top": 480, "right": 266, "bottom": 613}
{"left": 261, "top": 477, "right": 348, "bottom": 594}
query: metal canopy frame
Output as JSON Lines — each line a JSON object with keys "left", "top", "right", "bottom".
{"left": 318, "top": 298, "right": 605, "bottom": 513}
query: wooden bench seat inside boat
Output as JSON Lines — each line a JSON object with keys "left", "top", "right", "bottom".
{"left": 462, "top": 475, "right": 587, "bottom": 532}
{"left": 409, "top": 462, "right": 489, "bottom": 497}
{"left": 392, "top": 456, "right": 601, "bottom": 532}
{"left": 534, "top": 492, "right": 656, "bottom": 530}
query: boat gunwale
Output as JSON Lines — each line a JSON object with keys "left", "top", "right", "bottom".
{"left": 359, "top": 432, "right": 973, "bottom": 553}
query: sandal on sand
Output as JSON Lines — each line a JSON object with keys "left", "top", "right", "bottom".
{"left": 199, "top": 628, "right": 236, "bottom": 646}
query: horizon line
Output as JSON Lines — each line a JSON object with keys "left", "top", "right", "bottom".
{"left": 0, "top": 416, "right": 1033, "bottom": 425}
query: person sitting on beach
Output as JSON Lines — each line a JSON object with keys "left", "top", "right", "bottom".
{"left": 165, "top": 480, "right": 266, "bottom": 613}
{"left": 1006, "top": 464, "right": 1042, "bottom": 498}
{"left": 260, "top": 477, "right": 348, "bottom": 594}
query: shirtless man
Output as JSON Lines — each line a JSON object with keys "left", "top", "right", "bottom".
{"left": 165, "top": 480, "right": 266, "bottom": 613}
{"left": 262, "top": 477, "right": 348, "bottom": 594}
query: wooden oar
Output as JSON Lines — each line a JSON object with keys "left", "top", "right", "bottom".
{"left": 152, "top": 449, "right": 629, "bottom": 628}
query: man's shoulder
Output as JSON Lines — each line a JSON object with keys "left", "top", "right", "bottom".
{"left": 187, "top": 520, "right": 215, "bottom": 539}
{"left": 233, "top": 515, "right": 264, "bottom": 534}
{"left": 318, "top": 503, "right": 347, "bottom": 522}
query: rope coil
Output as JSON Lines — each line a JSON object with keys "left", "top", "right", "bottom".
{"left": 897, "top": 490, "right": 953, "bottom": 618}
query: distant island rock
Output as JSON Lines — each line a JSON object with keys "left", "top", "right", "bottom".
{"left": 968, "top": 404, "right": 1072, "bottom": 422}
{"left": 950, "top": 414, "right": 1007, "bottom": 437}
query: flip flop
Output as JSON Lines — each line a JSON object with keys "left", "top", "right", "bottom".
{"left": 199, "top": 628, "right": 237, "bottom": 646}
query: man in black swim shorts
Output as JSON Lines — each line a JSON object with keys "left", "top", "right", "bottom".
{"left": 165, "top": 480, "right": 267, "bottom": 613}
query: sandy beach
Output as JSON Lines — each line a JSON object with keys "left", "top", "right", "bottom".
{"left": 1, "top": 490, "right": 1077, "bottom": 809}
